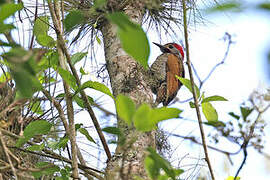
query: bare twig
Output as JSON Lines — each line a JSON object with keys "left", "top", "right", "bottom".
{"left": 169, "top": 133, "right": 241, "bottom": 165}
{"left": 1, "top": 128, "right": 104, "bottom": 179}
{"left": 199, "top": 32, "right": 234, "bottom": 89}
{"left": 29, "top": 0, "right": 38, "bottom": 49}
{"left": 48, "top": 1, "right": 79, "bottom": 178}
{"left": 10, "top": 146, "right": 105, "bottom": 180}
{"left": 182, "top": 1, "right": 215, "bottom": 179}
{"left": 179, "top": 32, "right": 233, "bottom": 103}
{"left": 0, "top": 130, "right": 18, "bottom": 179}
{"left": 50, "top": 14, "right": 112, "bottom": 163}
{"left": 42, "top": 89, "right": 69, "bottom": 132}
{"left": 48, "top": 0, "right": 111, "bottom": 163}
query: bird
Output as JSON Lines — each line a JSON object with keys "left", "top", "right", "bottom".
{"left": 150, "top": 42, "right": 185, "bottom": 106}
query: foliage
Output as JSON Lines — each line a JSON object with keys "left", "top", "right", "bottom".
{"left": 1, "top": 0, "right": 269, "bottom": 179}
{"left": 176, "top": 76, "right": 227, "bottom": 126}
{"left": 107, "top": 12, "right": 150, "bottom": 69}
{"left": 116, "top": 94, "right": 182, "bottom": 132}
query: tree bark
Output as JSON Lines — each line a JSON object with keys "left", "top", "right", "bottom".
{"left": 101, "top": 3, "right": 155, "bottom": 180}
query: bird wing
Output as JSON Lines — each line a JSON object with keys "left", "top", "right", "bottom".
{"left": 165, "top": 54, "right": 184, "bottom": 105}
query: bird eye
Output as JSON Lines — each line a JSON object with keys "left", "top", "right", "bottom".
{"left": 169, "top": 45, "right": 173, "bottom": 49}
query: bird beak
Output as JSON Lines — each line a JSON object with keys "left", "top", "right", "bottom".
{"left": 153, "top": 42, "right": 170, "bottom": 53}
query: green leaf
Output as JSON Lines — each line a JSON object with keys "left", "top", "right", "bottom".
{"left": 133, "top": 105, "right": 182, "bottom": 132}
{"left": 189, "top": 101, "right": 195, "bottom": 108}
{"left": 33, "top": 16, "right": 55, "bottom": 47}
{"left": 145, "top": 156, "right": 159, "bottom": 179}
{"left": 258, "top": 3, "right": 270, "bottom": 11}
{"left": 150, "top": 107, "right": 182, "bottom": 124}
{"left": 73, "top": 94, "right": 94, "bottom": 108}
{"left": 102, "top": 126, "right": 125, "bottom": 145}
{"left": 176, "top": 76, "right": 200, "bottom": 98}
{"left": 78, "top": 81, "right": 114, "bottom": 98}
{"left": 64, "top": 10, "right": 84, "bottom": 32}
{"left": 54, "top": 136, "right": 69, "bottom": 150}
{"left": 201, "top": 95, "right": 228, "bottom": 103}
{"left": 12, "top": 69, "right": 42, "bottom": 98}
{"left": 93, "top": 0, "right": 106, "bottom": 9}
{"left": 96, "top": 35, "right": 101, "bottom": 44}
{"left": 206, "top": 1, "right": 242, "bottom": 13}
{"left": 204, "top": 121, "right": 225, "bottom": 127}
{"left": 71, "top": 52, "right": 87, "bottom": 65}
{"left": 23, "top": 120, "right": 52, "bottom": 139}
{"left": 133, "top": 104, "right": 153, "bottom": 131}
{"left": 78, "top": 128, "right": 95, "bottom": 143}
{"left": 80, "top": 67, "right": 87, "bottom": 75}
{"left": 3, "top": 48, "right": 42, "bottom": 98}
{"left": 26, "top": 143, "right": 45, "bottom": 151}
{"left": 58, "top": 68, "right": 77, "bottom": 90}
{"left": 59, "top": 167, "right": 71, "bottom": 180}
{"left": 202, "top": 102, "right": 218, "bottom": 122}
{"left": 228, "top": 112, "right": 240, "bottom": 120}
{"left": 107, "top": 12, "right": 150, "bottom": 69}
{"left": 146, "top": 147, "right": 183, "bottom": 180}
{"left": 0, "top": 3, "right": 23, "bottom": 22}
{"left": 240, "top": 106, "right": 253, "bottom": 121}
{"left": 32, "top": 162, "right": 60, "bottom": 178}
{"left": 30, "top": 100, "right": 44, "bottom": 115}
{"left": 75, "top": 123, "right": 83, "bottom": 130}
{"left": 115, "top": 94, "right": 136, "bottom": 125}
{"left": 0, "top": 22, "right": 15, "bottom": 33}
{"left": 102, "top": 126, "right": 122, "bottom": 135}
{"left": 0, "top": 72, "right": 10, "bottom": 82}
{"left": 33, "top": 16, "right": 49, "bottom": 37}
{"left": 16, "top": 120, "right": 52, "bottom": 147}
{"left": 36, "top": 34, "right": 55, "bottom": 48}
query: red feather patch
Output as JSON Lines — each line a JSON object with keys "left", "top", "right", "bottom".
{"left": 172, "top": 43, "right": 184, "bottom": 59}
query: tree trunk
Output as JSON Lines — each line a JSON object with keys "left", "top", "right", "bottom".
{"left": 101, "top": 3, "right": 155, "bottom": 180}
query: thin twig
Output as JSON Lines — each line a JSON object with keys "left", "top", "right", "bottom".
{"left": 53, "top": 18, "right": 112, "bottom": 162}
{"left": 200, "top": 32, "right": 233, "bottom": 89}
{"left": 1, "top": 128, "right": 104, "bottom": 179}
{"left": 169, "top": 133, "right": 241, "bottom": 165}
{"left": 179, "top": 32, "right": 233, "bottom": 103}
{"left": 29, "top": 0, "right": 38, "bottom": 49}
{"left": 48, "top": 1, "right": 79, "bottom": 178}
{"left": 182, "top": 1, "right": 215, "bottom": 179}
{"left": 234, "top": 109, "right": 264, "bottom": 179}
{"left": 0, "top": 130, "right": 18, "bottom": 179}
{"left": 42, "top": 89, "right": 69, "bottom": 133}
{"left": 9, "top": 146, "right": 104, "bottom": 180}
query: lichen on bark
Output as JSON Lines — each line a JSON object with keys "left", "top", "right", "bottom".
{"left": 101, "top": 2, "right": 156, "bottom": 180}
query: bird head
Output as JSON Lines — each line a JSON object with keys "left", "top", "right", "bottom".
{"left": 153, "top": 42, "right": 184, "bottom": 60}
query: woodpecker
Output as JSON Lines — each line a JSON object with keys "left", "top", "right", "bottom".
{"left": 150, "top": 42, "right": 185, "bottom": 106}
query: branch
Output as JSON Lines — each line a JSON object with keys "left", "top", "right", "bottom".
{"left": 10, "top": 146, "right": 105, "bottom": 180}
{"left": 49, "top": 7, "right": 112, "bottom": 161}
{"left": 179, "top": 32, "right": 233, "bottom": 103}
{"left": 169, "top": 133, "right": 241, "bottom": 165}
{"left": 1, "top": 128, "right": 104, "bottom": 179}
{"left": 182, "top": 1, "right": 215, "bottom": 179}
{"left": 234, "top": 101, "right": 268, "bottom": 179}
{"left": 199, "top": 32, "right": 234, "bottom": 89}
{"left": 0, "top": 130, "right": 18, "bottom": 179}
{"left": 48, "top": 1, "right": 79, "bottom": 178}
